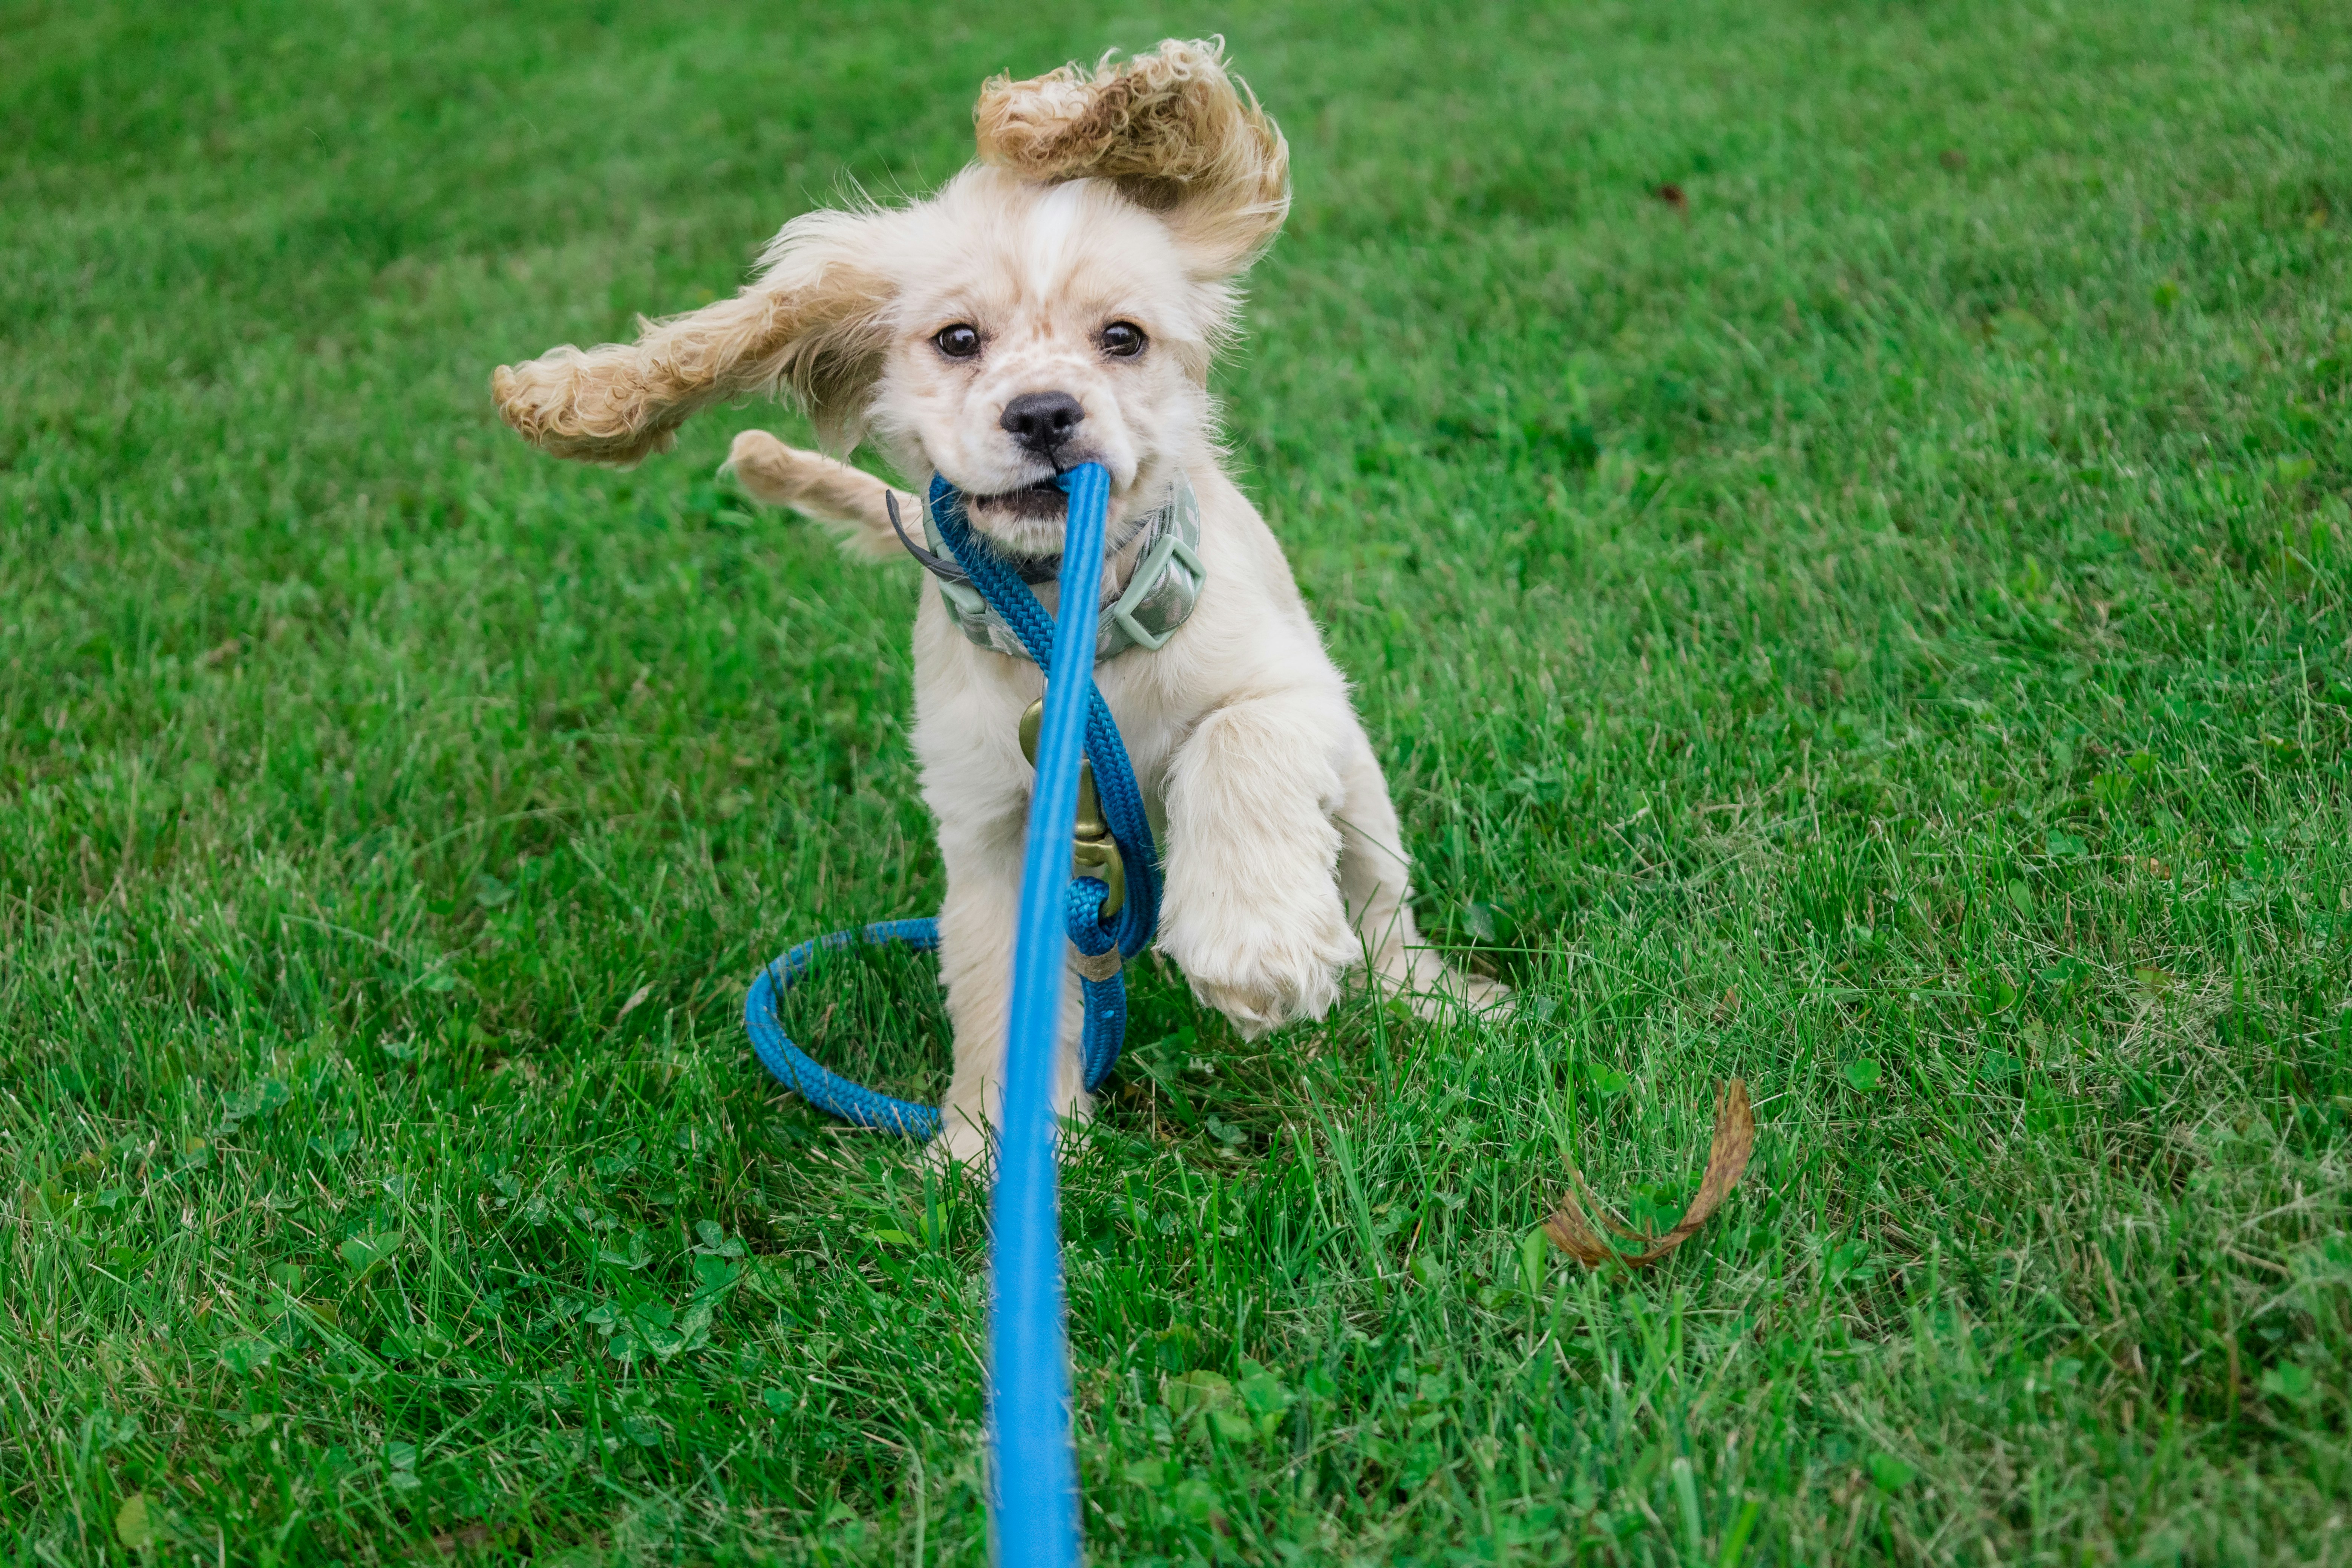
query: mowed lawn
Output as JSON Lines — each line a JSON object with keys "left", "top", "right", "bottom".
{"left": 6, "top": 0, "right": 2351, "bottom": 1562}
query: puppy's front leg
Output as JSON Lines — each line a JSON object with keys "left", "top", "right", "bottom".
{"left": 724, "top": 430, "right": 913, "bottom": 560}
{"left": 1159, "top": 692, "right": 1360, "bottom": 1038}
{"left": 929, "top": 816, "right": 1089, "bottom": 1171}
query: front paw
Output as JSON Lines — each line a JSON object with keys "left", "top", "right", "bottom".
{"left": 923, "top": 1112, "right": 995, "bottom": 1176}
{"left": 1166, "top": 897, "right": 1358, "bottom": 1040}
{"left": 723, "top": 429, "right": 802, "bottom": 505}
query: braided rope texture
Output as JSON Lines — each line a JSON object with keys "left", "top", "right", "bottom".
{"left": 744, "top": 920, "right": 944, "bottom": 1139}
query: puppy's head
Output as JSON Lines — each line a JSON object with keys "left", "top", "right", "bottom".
{"left": 492, "top": 39, "right": 1288, "bottom": 553}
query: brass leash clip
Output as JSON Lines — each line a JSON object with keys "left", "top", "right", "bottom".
{"left": 1019, "top": 698, "right": 1126, "bottom": 919}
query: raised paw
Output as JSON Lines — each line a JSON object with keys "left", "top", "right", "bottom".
{"left": 1166, "top": 897, "right": 1359, "bottom": 1040}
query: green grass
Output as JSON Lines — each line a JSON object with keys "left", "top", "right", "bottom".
{"left": 5, "top": 0, "right": 2352, "bottom": 1562}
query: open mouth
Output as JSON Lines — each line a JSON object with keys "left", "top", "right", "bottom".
{"left": 965, "top": 479, "right": 1068, "bottom": 521}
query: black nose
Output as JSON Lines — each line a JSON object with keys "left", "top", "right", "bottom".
{"left": 1000, "top": 390, "right": 1086, "bottom": 455}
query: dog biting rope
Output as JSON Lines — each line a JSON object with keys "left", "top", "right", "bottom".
{"left": 740, "top": 466, "right": 1162, "bottom": 1135}
{"left": 741, "top": 460, "right": 1147, "bottom": 1563}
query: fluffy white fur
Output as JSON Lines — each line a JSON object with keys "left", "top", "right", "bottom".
{"left": 493, "top": 40, "right": 1500, "bottom": 1167}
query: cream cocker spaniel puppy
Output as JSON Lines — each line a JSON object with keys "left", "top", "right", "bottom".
{"left": 493, "top": 39, "right": 1498, "bottom": 1167}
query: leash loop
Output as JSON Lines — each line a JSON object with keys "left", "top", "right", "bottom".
{"left": 742, "top": 920, "right": 942, "bottom": 1138}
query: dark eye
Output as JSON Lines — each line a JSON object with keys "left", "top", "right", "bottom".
{"left": 933, "top": 323, "right": 982, "bottom": 359}
{"left": 1099, "top": 321, "right": 1147, "bottom": 358}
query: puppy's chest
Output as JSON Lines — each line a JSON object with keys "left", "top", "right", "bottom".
{"left": 924, "top": 644, "right": 1202, "bottom": 817}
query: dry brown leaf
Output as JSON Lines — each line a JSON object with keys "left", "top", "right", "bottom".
{"left": 1543, "top": 1079, "right": 1754, "bottom": 1270}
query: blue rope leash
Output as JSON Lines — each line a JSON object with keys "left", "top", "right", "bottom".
{"left": 740, "top": 463, "right": 1132, "bottom": 1564}
{"left": 740, "top": 467, "right": 1161, "bottom": 1133}
{"left": 742, "top": 918, "right": 943, "bottom": 1139}
{"left": 986, "top": 459, "right": 1110, "bottom": 1566}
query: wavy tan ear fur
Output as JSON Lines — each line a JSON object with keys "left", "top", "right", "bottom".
{"left": 974, "top": 37, "right": 1290, "bottom": 276}
{"left": 491, "top": 209, "right": 891, "bottom": 467}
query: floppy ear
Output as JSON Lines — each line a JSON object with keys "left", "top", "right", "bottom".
{"left": 491, "top": 208, "right": 893, "bottom": 466}
{"left": 974, "top": 37, "right": 1290, "bottom": 278}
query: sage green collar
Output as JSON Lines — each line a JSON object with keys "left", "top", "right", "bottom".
{"left": 912, "top": 473, "right": 1204, "bottom": 662}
